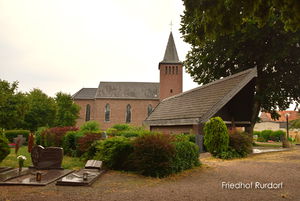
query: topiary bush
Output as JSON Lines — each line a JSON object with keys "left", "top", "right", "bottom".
{"left": 229, "top": 132, "right": 252, "bottom": 157}
{"left": 204, "top": 117, "right": 229, "bottom": 156}
{"left": 131, "top": 134, "right": 175, "bottom": 177}
{"left": 4, "top": 130, "right": 30, "bottom": 143}
{"left": 171, "top": 141, "right": 200, "bottom": 173}
{"left": 0, "top": 134, "right": 10, "bottom": 162}
{"left": 94, "top": 137, "right": 133, "bottom": 170}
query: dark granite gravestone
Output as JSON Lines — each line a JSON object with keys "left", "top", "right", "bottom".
{"left": 31, "top": 145, "right": 63, "bottom": 169}
{"left": 13, "top": 135, "right": 26, "bottom": 146}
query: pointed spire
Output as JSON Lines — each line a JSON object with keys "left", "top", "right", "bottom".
{"left": 161, "top": 32, "right": 180, "bottom": 63}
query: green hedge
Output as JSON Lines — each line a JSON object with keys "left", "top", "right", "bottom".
{"left": 255, "top": 130, "right": 285, "bottom": 142}
{"left": 94, "top": 137, "right": 133, "bottom": 170}
{"left": 4, "top": 130, "right": 30, "bottom": 143}
{"left": 0, "top": 134, "right": 10, "bottom": 162}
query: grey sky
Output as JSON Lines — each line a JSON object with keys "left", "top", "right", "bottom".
{"left": 0, "top": 0, "right": 198, "bottom": 97}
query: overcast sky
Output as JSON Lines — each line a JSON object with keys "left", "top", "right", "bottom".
{"left": 0, "top": 0, "right": 199, "bottom": 97}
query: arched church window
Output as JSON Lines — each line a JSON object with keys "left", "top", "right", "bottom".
{"left": 105, "top": 103, "right": 110, "bottom": 122}
{"left": 147, "top": 104, "right": 153, "bottom": 116}
{"left": 165, "top": 66, "right": 168, "bottom": 74}
{"left": 85, "top": 104, "right": 90, "bottom": 121}
{"left": 176, "top": 66, "right": 178, "bottom": 74}
{"left": 125, "top": 104, "right": 131, "bottom": 123}
{"left": 172, "top": 66, "right": 175, "bottom": 74}
{"left": 168, "top": 66, "right": 171, "bottom": 74}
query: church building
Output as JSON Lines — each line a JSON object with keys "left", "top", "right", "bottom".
{"left": 73, "top": 32, "right": 183, "bottom": 129}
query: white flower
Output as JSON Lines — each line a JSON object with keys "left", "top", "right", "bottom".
{"left": 17, "top": 155, "right": 27, "bottom": 161}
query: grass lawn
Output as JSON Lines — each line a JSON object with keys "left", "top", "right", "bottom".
{"left": 0, "top": 146, "right": 85, "bottom": 170}
{"left": 253, "top": 141, "right": 283, "bottom": 148}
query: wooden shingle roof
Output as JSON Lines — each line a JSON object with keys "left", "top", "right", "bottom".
{"left": 145, "top": 68, "right": 257, "bottom": 126}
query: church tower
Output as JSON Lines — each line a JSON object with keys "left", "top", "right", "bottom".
{"left": 159, "top": 32, "right": 183, "bottom": 101}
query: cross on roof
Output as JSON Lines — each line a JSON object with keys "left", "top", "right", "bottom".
{"left": 169, "top": 21, "right": 173, "bottom": 31}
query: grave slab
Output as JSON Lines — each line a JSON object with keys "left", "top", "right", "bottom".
{"left": 0, "top": 167, "right": 13, "bottom": 173}
{"left": 56, "top": 169, "right": 104, "bottom": 186}
{"left": 0, "top": 169, "right": 74, "bottom": 186}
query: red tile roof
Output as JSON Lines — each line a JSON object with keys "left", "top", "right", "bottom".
{"left": 260, "top": 111, "right": 300, "bottom": 122}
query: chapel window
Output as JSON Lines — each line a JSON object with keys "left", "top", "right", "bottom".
{"left": 169, "top": 66, "right": 171, "bottom": 74}
{"left": 176, "top": 66, "right": 178, "bottom": 74}
{"left": 105, "top": 103, "right": 110, "bottom": 122}
{"left": 85, "top": 104, "right": 90, "bottom": 121}
{"left": 126, "top": 104, "right": 132, "bottom": 123}
{"left": 165, "top": 66, "right": 168, "bottom": 74}
{"left": 147, "top": 104, "right": 153, "bottom": 116}
{"left": 172, "top": 66, "right": 175, "bottom": 74}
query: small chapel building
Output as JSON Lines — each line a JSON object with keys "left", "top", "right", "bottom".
{"left": 73, "top": 32, "right": 183, "bottom": 129}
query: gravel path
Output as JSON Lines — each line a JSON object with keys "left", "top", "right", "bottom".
{"left": 1, "top": 147, "right": 300, "bottom": 201}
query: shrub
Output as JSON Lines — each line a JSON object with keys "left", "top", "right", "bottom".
{"left": 82, "top": 140, "right": 102, "bottom": 160}
{"left": 112, "top": 124, "right": 131, "bottom": 131}
{"left": 77, "top": 132, "right": 103, "bottom": 156}
{"left": 204, "top": 117, "right": 229, "bottom": 156}
{"left": 261, "top": 130, "right": 273, "bottom": 141}
{"left": 218, "top": 147, "right": 241, "bottom": 159}
{"left": 0, "top": 134, "right": 10, "bottom": 162}
{"left": 94, "top": 137, "right": 133, "bottom": 170}
{"left": 41, "top": 126, "right": 78, "bottom": 147}
{"left": 131, "top": 134, "right": 175, "bottom": 177}
{"left": 171, "top": 141, "right": 200, "bottom": 173}
{"left": 229, "top": 132, "right": 252, "bottom": 157}
{"left": 80, "top": 121, "right": 100, "bottom": 133}
{"left": 62, "top": 131, "right": 84, "bottom": 156}
{"left": 270, "top": 130, "right": 285, "bottom": 142}
{"left": 35, "top": 127, "right": 48, "bottom": 145}
{"left": 4, "top": 130, "right": 30, "bottom": 143}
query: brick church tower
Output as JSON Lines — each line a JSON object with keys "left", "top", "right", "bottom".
{"left": 159, "top": 32, "right": 183, "bottom": 100}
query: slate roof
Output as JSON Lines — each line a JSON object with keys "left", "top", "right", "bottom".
{"left": 73, "top": 82, "right": 160, "bottom": 100}
{"left": 145, "top": 68, "right": 257, "bottom": 126}
{"left": 72, "top": 88, "right": 97, "bottom": 100}
{"left": 95, "top": 82, "right": 159, "bottom": 100}
{"left": 160, "top": 32, "right": 181, "bottom": 64}
{"left": 260, "top": 111, "right": 300, "bottom": 122}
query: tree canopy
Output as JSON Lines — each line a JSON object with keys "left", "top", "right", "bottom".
{"left": 181, "top": 14, "right": 300, "bottom": 129}
{"left": 181, "top": 0, "right": 300, "bottom": 42}
{"left": 0, "top": 80, "right": 80, "bottom": 131}
{"left": 55, "top": 92, "right": 80, "bottom": 127}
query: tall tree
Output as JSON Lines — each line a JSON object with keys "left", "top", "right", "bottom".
{"left": 0, "top": 80, "right": 28, "bottom": 129}
{"left": 181, "top": 0, "right": 300, "bottom": 42}
{"left": 24, "top": 89, "right": 56, "bottom": 131}
{"left": 181, "top": 15, "right": 300, "bottom": 132}
{"left": 54, "top": 92, "right": 80, "bottom": 126}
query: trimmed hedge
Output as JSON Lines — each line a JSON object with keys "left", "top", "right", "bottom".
{"left": 0, "top": 134, "right": 10, "bottom": 162}
{"left": 94, "top": 137, "right": 133, "bottom": 170}
{"left": 255, "top": 130, "right": 285, "bottom": 142}
{"left": 171, "top": 141, "right": 200, "bottom": 173}
{"left": 107, "top": 124, "right": 152, "bottom": 138}
{"left": 4, "top": 130, "right": 30, "bottom": 143}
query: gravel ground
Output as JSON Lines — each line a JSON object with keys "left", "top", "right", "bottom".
{"left": 1, "top": 147, "right": 299, "bottom": 201}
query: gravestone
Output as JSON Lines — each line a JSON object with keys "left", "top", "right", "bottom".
{"left": 31, "top": 145, "right": 63, "bottom": 169}
{"left": 13, "top": 135, "right": 26, "bottom": 146}
{"left": 56, "top": 160, "right": 104, "bottom": 186}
